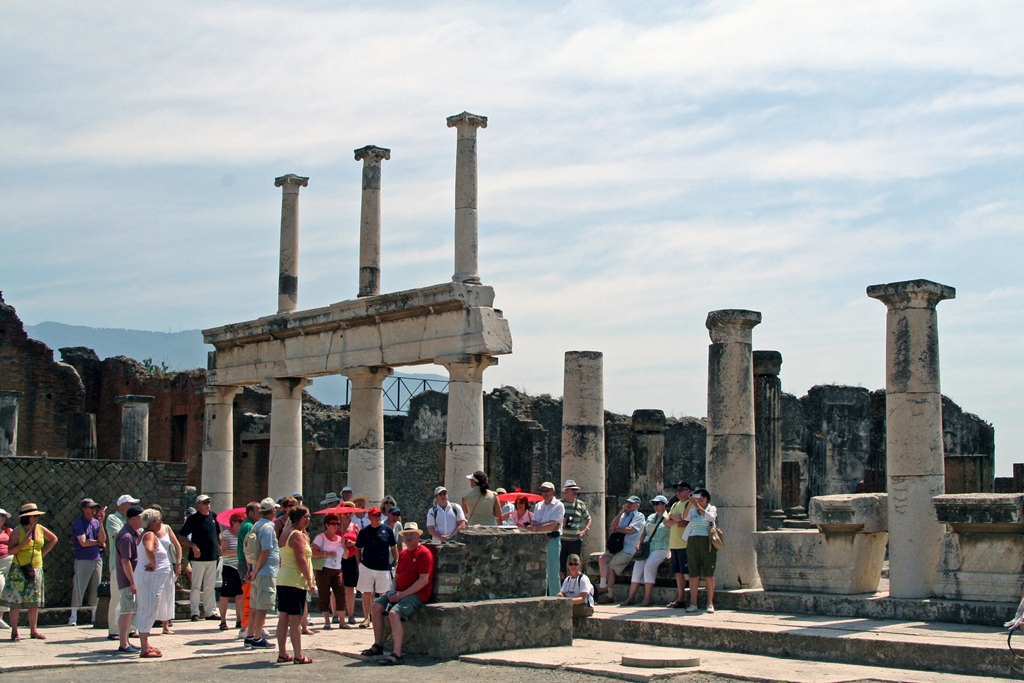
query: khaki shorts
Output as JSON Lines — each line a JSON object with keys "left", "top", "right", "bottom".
{"left": 118, "top": 586, "right": 137, "bottom": 614}
{"left": 607, "top": 550, "right": 635, "bottom": 575}
{"left": 251, "top": 574, "right": 277, "bottom": 611}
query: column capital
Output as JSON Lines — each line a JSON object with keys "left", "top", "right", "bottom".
{"left": 203, "top": 385, "right": 242, "bottom": 402}
{"left": 437, "top": 354, "right": 497, "bottom": 382}
{"left": 867, "top": 279, "right": 955, "bottom": 310}
{"left": 264, "top": 377, "right": 311, "bottom": 398}
{"left": 115, "top": 395, "right": 155, "bottom": 405}
{"left": 274, "top": 173, "right": 309, "bottom": 189}
{"left": 446, "top": 111, "right": 488, "bottom": 130}
{"left": 353, "top": 145, "right": 391, "bottom": 163}
{"left": 0, "top": 390, "right": 24, "bottom": 399}
{"left": 341, "top": 366, "right": 394, "bottom": 386}
{"left": 753, "top": 350, "right": 783, "bottom": 377}
{"left": 706, "top": 309, "right": 761, "bottom": 343}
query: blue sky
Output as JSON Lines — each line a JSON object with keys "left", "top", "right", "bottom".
{"left": 2, "top": 1, "right": 1022, "bottom": 475}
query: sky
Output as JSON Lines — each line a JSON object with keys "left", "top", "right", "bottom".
{"left": 2, "top": 2, "right": 1022, "bottom": 475}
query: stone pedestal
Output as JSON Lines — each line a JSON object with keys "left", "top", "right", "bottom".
{"left": 631, "top": 409, "right": 665, "bottom": 506}
{"left": 0, "top": 390, "right": 22, "bottom": 457}
{"left": 67, "top": 413, "right": 97, "bottom": 459}
{"left": 705, "top": 309, "right": 762, "bottom": 589}
{"left": 933, "top": 493, "right": 1024, "bottom": 602}
{"left": 446, "top": 112, "right": 487, "bottom": 284}
{"left": 868, "top": 279, "right": 955, "bottom": 598}
{"left": 439, "top": 354, "right": 495, "bottom": 493}
{"left": 754, "top": 351, "right": 786, "bottom": 530}
{"left": 115, "top": 395, "right": 154, "bottom": 461}
{"left": 201, "top": 385, "right": 241, "bottom": 512}
{"left": 354, "top": 146, "right": 390, "bottom": 298}
{"left": 342, "top": 366, "right": 392, "bottom": 505}
{"left": 274, "top": 173, "right": 309, "bottom": 314}
{"left": 754, "top": 493, "right": 888, "bottom": 594}
{"left": 266, "top": 377, "right": 310, "bottom": 501}
{"left": 561, "top": 351, "right": 606, "bottom": 558}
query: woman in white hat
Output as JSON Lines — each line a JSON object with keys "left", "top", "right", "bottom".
{"left": 0, "top": 508, "right": 12, "bottom": 629}
{"left": 2, "top": 503, "right": 58, "bottom": 641}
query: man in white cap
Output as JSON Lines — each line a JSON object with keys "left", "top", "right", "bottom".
{"left": 530, "top": 482, "right": 565, "bottom": 596}
{"left": 0, "top": 508, "right": 11, "bottom": 628}
{"left": 105, "top": 494, "right": 139, "bottom": 640}
{"left": 341, "top": 486, "right": 354, "bottom": 503}
{"left": 560, "top": 480, "right": 591, "bottom": 580}
{"left": 425, "top": 486, "right": 466, "bottom": 543}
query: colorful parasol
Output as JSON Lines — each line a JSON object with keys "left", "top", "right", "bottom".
{"left": 215, "top": 507, "right": 248, "bottom": 526}
{"left": 497, "top": 492, "right": 544, "bottom": 504}
{"left": 314, "top": 506, "right": 367, "bottom": 515}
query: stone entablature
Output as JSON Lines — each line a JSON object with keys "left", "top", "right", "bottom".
{"left": 809, "top": 492, "right": 887, "bottom": 533}
{"left": 203, "top": 282, "right": 510, "bottom": 385}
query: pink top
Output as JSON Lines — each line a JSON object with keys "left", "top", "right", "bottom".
{"left": 0, "top": 526, "right": 10, "bottom": 558}
{"left": 509, "top": 509, "right": 533, "bottom": 528}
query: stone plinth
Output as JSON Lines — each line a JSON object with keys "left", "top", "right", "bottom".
{"left": 705, "top": 309, "right": 762, "bottom": 589}
{"left": 562, "top": 350, "right": 606, "bottom": 558}
{"left": 381, "top": 596, "right": 570, "bottom": 659}
{"left": 0, "top": 390, "right": 23, "bottom": 457}
{"left": 868, "top": 278, "right": 954, "bottom": 599}
{"left": 115, "top": 395, "right": 154, "bottom": 461}
{"left": 428, "top": 527, "right": 549, "bottom": 601}
{"left": 933, "top": 493, "right": 1024, "bottom": 602}
{"left": 755, "top": 493, "right": 888, "bottom": 594}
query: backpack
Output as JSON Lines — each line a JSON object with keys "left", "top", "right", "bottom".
{"left": 243, "top": 524, "right": 262, "bottom": 566}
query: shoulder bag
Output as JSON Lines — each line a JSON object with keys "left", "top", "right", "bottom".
{"left": 709, "top": 521, "right": 724, "bottom": 551}
{"left": 633, "top": 513, "right": 663, "bottom": 561}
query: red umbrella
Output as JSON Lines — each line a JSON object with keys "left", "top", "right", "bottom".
{"left": 315, "top": 506, "right": 367, "bottom": 515}
{"left": 497, "top": 492, "right": 543, "bottom": 504}
{"left": 215, "top": 507, "right": 247, "bottom": 526}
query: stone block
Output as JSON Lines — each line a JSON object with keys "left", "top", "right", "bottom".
{"left": 753, "top": 529, "right": 887, "bottom": 594}
{"left": 934, "top": 532, "right": 1024, "bottom": 602}
{"left": 933, "top": 493, "right": 1024, "bottom": 532}
{"left": 427, "top": 527, "right": 549, "bottom": 601}
{"left": 382, "top": 596, "right": 571, "bottom": 659}
{"left": 809, "top": 493, "right": 888, "bottom": 533}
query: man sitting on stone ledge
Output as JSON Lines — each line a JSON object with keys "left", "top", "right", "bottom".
{"left": 361, "top": 522, "right": 434, "bottom": 666}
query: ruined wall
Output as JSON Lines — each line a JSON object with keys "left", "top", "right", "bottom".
{"left": 0, "top": 297, "right": 85, "bottom": 457}
{"left": 0, "top": 456, "right": 188, "bottom": 606}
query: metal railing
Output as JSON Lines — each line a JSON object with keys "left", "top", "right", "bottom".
{"left": 342, "top": 375, "right": 449, "bottom": 414}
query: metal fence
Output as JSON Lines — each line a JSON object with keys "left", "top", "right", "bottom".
{"left": 341, "top": 375, "right": 449, "bottom": 414}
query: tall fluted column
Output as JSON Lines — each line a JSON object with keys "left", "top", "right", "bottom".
{"left": 354, "top": 146, "right": 391, "bottom": 298}
{"left": 439, "top": 354, "right": 495, "bottom": 493}
{"left": 342, "top": 366, "right": 393, "bottom": 506}
{"left": 446, "top": 112, "right": 487, "bottom": 284}
{"left": 868, "top": 279, "right": 955, "bottom": 598}
{"left": 202, "top": 385, "right": 242, "bottom": 512}
{"left": 561, "top": 351, "right": 606, "bottom": 558}
{"left": 0, "top": 390, "right": 22, "bottom": 457}
{"left": 705, "top": 309, "right": 762, "bottom": 589}
{"left": 274, "top": 173, "right": 309, "bottom": 314}
{"left": 754, "top": 351, "right": 786, "bottom": 530}
{"left": 116, "top": 395, "right": 155, "bottom": 462}
{"left": 266, "top": 377, "right": 311, "bottom": 502}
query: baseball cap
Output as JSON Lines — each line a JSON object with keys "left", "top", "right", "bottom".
{"left": 259, "top": 497, "right": 278, "bottom": 512}
{"left": 196, "top": 494, "right": 211, "bottom": 503}
{"left": 80, "top": 498, "right": 100, "bottom": 509}
{"left": 341, "top": 486, "right": 353, "bottom": 493}
{"left": 539, "top": 482, "right": 556, "bottom": 492}
{"left": 650, "top": 495, "right": 669, "bottom": 505}
{"left": 434, "top": 486, "right": 447, "bottom": 496}
{"left": 672, "top": 481, "right": 692, "bottom": 491}
{"left": 389, "top": 508, "right": 401, "bottom": 516}
{"left": 126, "top": 505, "right": 144, "bottom": 519}
{"left": 117, "top": 494, "right": 140, "bottom": 506}
{"left": 368, "top": 507, "right": 382, "bottom": 516}
{"left": 626, "top": 495, "right": 642, "bottom": 504}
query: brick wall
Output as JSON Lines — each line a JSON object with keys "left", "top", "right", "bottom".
{"left": 0, "top": 456, "right": 188, "bottom": 606}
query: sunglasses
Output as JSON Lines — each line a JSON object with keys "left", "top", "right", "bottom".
{"left": 567, "top": 562, "right": 580, "bottom": 566}
{"left": 326, "top": 521, "right": 339, "bottom": 526}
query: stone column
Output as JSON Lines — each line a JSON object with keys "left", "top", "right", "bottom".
{"left": 561, "top": 351, "right": 606, "bottom": 558}
{"left": 439, "top": 354, "right": 495, "bottom": 493}
{"left": 202, "top": 385, "right": 242, "bottom": 512}
{"left": 631, "top": 409, "right": 666, "bottom": 505}
{"left": 67, "top": 413, "right": 97, "bottom": 459}
{"left": 446, "top": 112, "right": 487, "bottom": 285}
{"left": 754, "top": 351, "right": 786, "bottom": 530}
{"left": 705, "top": 309, "right": 762, "bottom": 589}
{"left": 274, "top": 173, "right": 309, "bottom": 314}
{"left": 868, "top": 279, "right": 955, "bottom": 598}
{"left": 354, "top": 145, "right": 391, "bottom": 298}
{"left": 266, "top": 377, "right": 311, "bottom": 502}
{"left": 0, "top": 390, "right": 22, "bottom": 457}
{"left": 342, "top": 366, "right": 393, "bottom": 506}
{"left": 116, "top": 395, "right": 155, "bottom": 462}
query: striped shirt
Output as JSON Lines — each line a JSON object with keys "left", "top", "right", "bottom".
{"left": 561, "top": 497, "right": 591, "bottom": 540}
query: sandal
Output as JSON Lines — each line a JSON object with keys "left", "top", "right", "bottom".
{"left": 667, "top": 600, "right": 687, "bottom": 608}
{"left": 11, "top": 632, "right": 20, "bottom": 642}
{"left": 293, "top": 656, "right": 313, "bottom": 665}
{"left": 360, "top": 643, "right": 384, "bottom": 657}
{"left": 140, "top": 648, "right": 163, "bottom": 658}
{"left": 359, "top": 619, "right": 371, "bottom": 629}
{"left": 276, "top": 654, "right": 294, "bottom": 663}
{"left": 639, "top": 601, "right": 652, "bottom": 607}
{"left": 379, "top": 653, "right": 404, "bottom": 666}
{"left": 618, "top": 599, "right": 634, "bottom": 607}
{"left": 301, "top": 628, "right": 316, "bottom": 636}
{"left": 30, "top": 632, "right": 46, "bottom": 640}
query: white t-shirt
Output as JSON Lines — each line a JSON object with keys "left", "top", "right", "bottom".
{"left": 426, "top": 503, "right": 466, "bottom": 537}
{"left": 532, "top": 499, "right": 565, "bottom": 533}
{"left": 559, "top": 573, "right": 594, "bottom": 606}
{"left": 313, "top": 533, "right": 345, "bottom": 570}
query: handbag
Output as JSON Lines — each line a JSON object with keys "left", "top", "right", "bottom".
{"left": 709, "top": 523, "right": 724, "bottom": 551}
{"left": 606, "top": 532, "right": 625, "bottom": 554}
{"left": 633, "top": 513, "right": 664, "bottom": 561}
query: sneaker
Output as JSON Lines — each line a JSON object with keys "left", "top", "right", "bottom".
{"left": 205, "top": 614, "right": 221, "bottom": 621}
{"left": 332, "top": 616, "right": 340, "bottom": 624}
{"left": 68, "top": 620, "right": 77, "bottom": 627}
{"left": 0, "top": 619, "right": 9, "bottom": 630}
{"left": 190, "top": 615, "right": 200, "bottom": 622}
{"left": 243, "top": 637, "right": 254, "bottom": 648}
{"left": 706, "top": 605, "right": 715, "bottom": 614}
{"left": 684, "top": 604, "right": 699, "bottom": 613}
{"left": 347, "top": 616, "right": 356, "bottom": 625}
{"left": 239, "top": 628, "right": 248, "bottom": 638}
{"left": 117, "top": 644, "right": 141, "bottom": 653}
{"left": 250, "top": 637, "right": 275, "bottom": 649}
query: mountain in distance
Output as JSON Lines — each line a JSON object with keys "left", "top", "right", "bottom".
{"left": 24, "top": 321, "right": 447, "bottom": 407}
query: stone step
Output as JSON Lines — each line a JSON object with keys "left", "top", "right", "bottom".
{"left": 575, "top": 603, "right": 1015, "bottom": 678}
